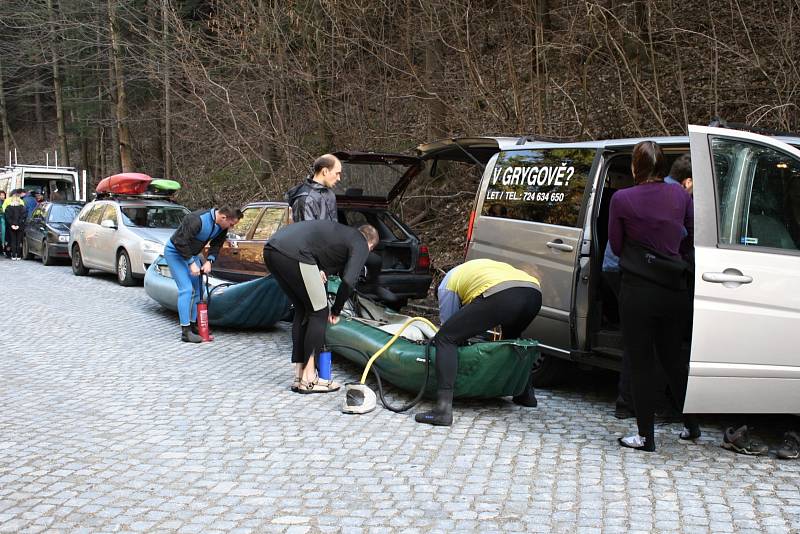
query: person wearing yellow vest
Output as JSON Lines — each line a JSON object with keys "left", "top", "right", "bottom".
{"left": 415, "top": 258, "right": 542, "bottom": 426}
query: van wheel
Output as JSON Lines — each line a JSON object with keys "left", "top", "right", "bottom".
{"left": 116, "top": 250, "right": 136, "bottom": 286}
{"left": 72, "top": 245, "right": 89, "bottom": 276}
{"left": 22, "top": 238, "right": 33, "bottom": 260}
{"left": 531, "top": 353, "right": 571, "bottom": 387}
{"left": 42, "top": 240, "right": 55, "bottom": 266}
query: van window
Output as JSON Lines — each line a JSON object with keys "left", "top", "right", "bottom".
{"left": 482, "top": 148, "right": 595, "bottom": 227}
{"left": 712, "top": 137, "right": 800, "bottom": 251}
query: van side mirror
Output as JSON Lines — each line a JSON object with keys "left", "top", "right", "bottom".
{"left": 100, "top": 219, "right": 117, "bottom": 229}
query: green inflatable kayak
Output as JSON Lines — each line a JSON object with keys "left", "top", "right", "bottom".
{"left": 325, "top": 304, "right": 539, "bottom": 399}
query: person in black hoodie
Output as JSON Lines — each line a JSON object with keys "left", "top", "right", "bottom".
{"left": 4, "top": 192, "right": 27, "bottom": 261}
{"left": 264, "top": 220, "right": 379, "bottom": 393}
{"left": 285, "top": 154, "right": 341, "bottom": 222}
{"left": 164, "top": 206, "right": 242, "bottom": 342}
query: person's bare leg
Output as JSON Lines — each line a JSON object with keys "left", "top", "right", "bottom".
{"left": 302, "top": 355, "right": 316, "bottom": 383}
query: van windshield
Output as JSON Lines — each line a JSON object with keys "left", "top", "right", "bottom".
{"left": 120, "top": 206, "right": 189, "bottom": 228}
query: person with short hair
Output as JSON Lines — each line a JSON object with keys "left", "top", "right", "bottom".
{"left": 285, "top": 154, "right": 341, "bottom": 222}
{"left": 610, "top": 140, "right": 699, "bottom": 452}
{"left": 414, "top": 259, "right": 543, "bottom": 426}
{"left": 164, "top": 206, "right": 242, "bottom": 342}
{"left": 22, "top": 190, "right": 37, "bottom": 218}
{"left": 665, "top": 153, "right": 693, "bottom": 195}
{"left": 263, "top": 219, "right": 379, "bottom": 393}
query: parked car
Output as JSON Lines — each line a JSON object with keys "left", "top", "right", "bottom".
{"left": 208, "top": 151, "right": 433, "bottom": 307}
{"left": 69, "top": 198, "right": 190, "bottom": 285}
{"left": 22, "top": 201, "right": 84, "bottom": 265}
{"left": 417, "top": 127, "right": 800, "bottom": 414}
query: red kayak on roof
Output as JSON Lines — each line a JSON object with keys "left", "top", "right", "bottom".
{"left": 96, "top": 173, "right": 153, "bottom": 195}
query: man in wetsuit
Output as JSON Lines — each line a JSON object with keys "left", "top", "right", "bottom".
{"left": 165, "top": 206, "right": 242, "bottom": 342}
{"left": 263, "top": 220, "right": 379, "bottom": 393}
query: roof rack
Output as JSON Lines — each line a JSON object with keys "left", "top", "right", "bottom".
{"left": 94, "top": 192, "right": 177, "bottom": 202}
{"left": 709, "top": 117, "right": 799, "bottom": 138}
{"left": 514, "top": 134, "right": 568, "bottom": 145}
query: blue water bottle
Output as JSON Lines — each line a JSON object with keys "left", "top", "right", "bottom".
{"left": 318, "top": 346, "right": 332, "bottom": 381}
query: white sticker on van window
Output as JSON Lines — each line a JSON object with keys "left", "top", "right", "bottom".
{"left": 741, "top": 236, "right": 759, "bottom": 245}
{"left": 491, "top": 165, "right": 575, "bottom": 188}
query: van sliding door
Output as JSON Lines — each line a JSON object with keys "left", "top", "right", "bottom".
{"left": 467, "top": 147, "right": 597, "bottom": 353}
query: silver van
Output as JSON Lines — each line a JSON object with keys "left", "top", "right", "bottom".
{"left": 419, "top": 126, "right": 800, "bottom": 414}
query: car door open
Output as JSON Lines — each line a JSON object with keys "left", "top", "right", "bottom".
{"left": 685, "top": 125, "right": 800, "bottom": 413}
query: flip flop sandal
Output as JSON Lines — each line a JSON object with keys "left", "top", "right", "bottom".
{"left": 298, "top": 377, "right": 341, "bottom": 394}
{"left": 291, "top": 375, "right": 302, "bottom": 392}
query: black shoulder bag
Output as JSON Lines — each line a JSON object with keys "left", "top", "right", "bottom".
{"left": 619, "top": 239, "right": 689, "bottom": 290}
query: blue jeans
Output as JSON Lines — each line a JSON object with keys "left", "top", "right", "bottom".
{"left": 164, "top": 250, "right": 202, "bottom": 326}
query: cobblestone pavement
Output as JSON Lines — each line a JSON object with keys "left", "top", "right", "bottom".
{"left": 2, "top": 257, "right": 800, "bottom": 534}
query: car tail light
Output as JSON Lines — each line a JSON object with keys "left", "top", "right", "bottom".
{"left": 465, "top": 210, "right": 476, "bottom": 256}
{"left": 417, "top": 245, "right": 431, "bottom": 271}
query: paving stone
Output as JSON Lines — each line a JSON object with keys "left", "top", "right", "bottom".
{"left": 2, "top": 259, "right": 800, "bottom": 532}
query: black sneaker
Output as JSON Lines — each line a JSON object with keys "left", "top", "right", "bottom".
{"left": 722, "top": 425, "right": 768, "bottom": 456}
{"left": 777, "top": 431, "right": 800, "bottom": 460}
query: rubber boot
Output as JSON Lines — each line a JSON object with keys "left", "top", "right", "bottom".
{"left": 181, "top": 325, "right": 202, "bottom": 343}
{"left": 512, "top": 372, "right": 538, "bottom": 407}
{"left": 415, "top": 389, "right": 454, "bottom": 426}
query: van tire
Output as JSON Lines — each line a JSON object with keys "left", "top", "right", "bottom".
{"left": 531, "top": 353, "right": 571, "bottom": 387}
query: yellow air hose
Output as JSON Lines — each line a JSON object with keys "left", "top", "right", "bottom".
{"left": 358, "top": 316, "right": 439, "bottom": 384}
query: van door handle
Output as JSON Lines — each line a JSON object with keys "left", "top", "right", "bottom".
{"left": 702, "top": 270, "right": 753, "bottom": 286}
{"left": 546, "top": 241, "right": 574, "bottom": 252}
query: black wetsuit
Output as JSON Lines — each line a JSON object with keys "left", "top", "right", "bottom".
{"left": 264, "top": 220, "right": 370, "bottom": 364}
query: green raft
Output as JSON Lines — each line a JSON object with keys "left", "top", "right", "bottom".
{"left": 325, "top": 299, "right": 539, "bottom": 399}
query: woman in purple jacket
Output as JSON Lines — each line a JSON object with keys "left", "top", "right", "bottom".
{"left": 609, "top": 141, "right": 700, "bottom": 452}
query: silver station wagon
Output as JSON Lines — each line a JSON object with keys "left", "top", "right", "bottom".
{"left": 419, "top": 125, "right": 800, "bottom": 414}
{"left": 69, "top": 198, "right": 190, "bottom": 285}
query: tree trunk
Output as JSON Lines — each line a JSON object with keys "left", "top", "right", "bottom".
{"left": 109, "top": 0, "right": 134, "bottom": 172}
{"left": 33, "top": 81, "right": 46, "bottom": 144}
{"left": 46, "top": 0, "right": 69, "bottom": 166}
{"left": 162, "top": 0, "right": 171, "bottom": 179}
{"left": 424, "top": 24, "right": 446, "bottom": 139}
{"left": 0, "top": 58, "right": 12, "bottom": 165}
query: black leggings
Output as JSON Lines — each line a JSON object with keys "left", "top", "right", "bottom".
{"left": 434, "top": 286, "right": 542, "bottom": 391}
{"left": 8, "top": 227, "right": 23, "bottom": 257}
{"left": 264, "top": 247, "right": 328, "bottom": 366}
{"left": 619, "top": 273, "right": 694, "bottom": 443}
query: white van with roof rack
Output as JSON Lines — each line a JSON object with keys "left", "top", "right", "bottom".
{"left": 418, "top": 125, "right": 800, "bottom": 414}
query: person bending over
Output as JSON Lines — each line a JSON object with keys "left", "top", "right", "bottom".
{"left": 263, "top": 220, "right": 379, "bottom": 393}
{"left": 164, "top": 206, "right": 242, "bottom": 342}
{"left": 415, "top": 258, "right": 542, "bottom": 427}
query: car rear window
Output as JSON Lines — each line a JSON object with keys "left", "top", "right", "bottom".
{"left": 49, "top": 204, "right": 82, "bottom": 224}
{"left": 481, "top": 148, "right": 595, "bottom": 228}
{"left": 333, "top": 160, "right": 415, "bottom": 199}
{"left": 120, "top": 205, "right": 189, "bottom": 228}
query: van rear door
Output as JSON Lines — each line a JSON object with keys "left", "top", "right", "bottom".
{"left": 685, "top": 125, "right": 800, "bottom": 413}
{"left": 467, "top": 147, "right": 598, "bottom": 353}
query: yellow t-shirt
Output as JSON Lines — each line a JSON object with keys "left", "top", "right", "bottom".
{"left": 446, "top": 258, "right": 540, "bottom": 306}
